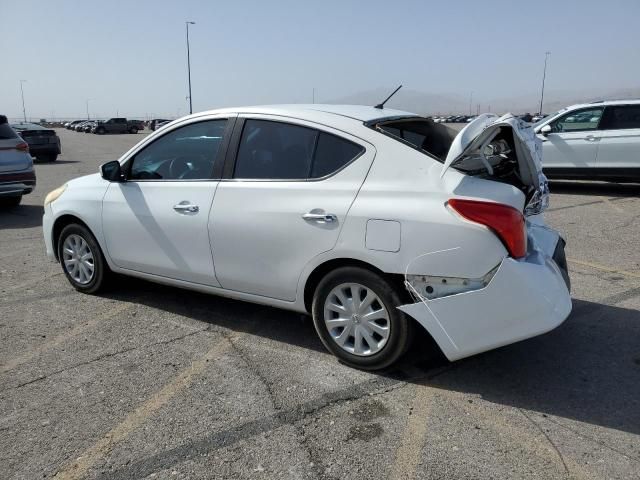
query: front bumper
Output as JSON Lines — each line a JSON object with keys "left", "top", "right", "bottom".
{"left": 43, "top": 204, "right": 55, "bottom": 260}
{"left": 399, "top": 223, "right": 572, "bottom": 361}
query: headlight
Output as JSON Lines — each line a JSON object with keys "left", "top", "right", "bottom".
{"left": 44, "top": 184, "right": 67, "bottom": 206}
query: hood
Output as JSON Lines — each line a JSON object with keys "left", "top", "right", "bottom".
{"left": 441, "top": 113, "right": 545, "bottom": 190}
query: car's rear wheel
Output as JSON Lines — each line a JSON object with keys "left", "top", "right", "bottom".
{"left": 0, "top": 195, "right": 22, "bottom": 207}
{"left": 58, "top": 224, "right": 109, "bottom": 293}
{"left": 96, "top": 127, "right": 105, "bottom": 135}
{"left": 129, "top": 127, "right": 138, "bottom": 134}
{"left": 312, "top": 266, "right": 412, "bottom": 370}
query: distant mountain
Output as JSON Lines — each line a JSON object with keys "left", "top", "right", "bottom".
{"left": 328, "top": 86, "right": 640, "bottom": 115}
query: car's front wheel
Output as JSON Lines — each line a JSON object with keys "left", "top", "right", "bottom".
{"left": 312, "top": 267, "right": 412, "bottom": 370}
{"left": 58, "top": 224, "right": 109, "bottom": 293}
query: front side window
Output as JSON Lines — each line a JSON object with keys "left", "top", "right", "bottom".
{"left": 600, "top": 105, "right": 640, "bottom": 130}
{"left": 129, "top": 119, "right": 227, "bottom": 180}
{"left": 550, "top": 107, "right": 604, "bottom": 133}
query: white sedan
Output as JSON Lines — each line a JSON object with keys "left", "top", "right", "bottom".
{"left": 42, "top": 105, "right": 571, "bottom": 370}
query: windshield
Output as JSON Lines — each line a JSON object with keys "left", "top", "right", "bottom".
{"left": 533, "top": 109, "right": 564, "bottom": 127}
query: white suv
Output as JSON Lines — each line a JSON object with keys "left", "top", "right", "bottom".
{"left": 534, "top": 99, "right": 640, "bottom": 182}
{"left": 42, "top": 105, "right": 571, "bottom": 370}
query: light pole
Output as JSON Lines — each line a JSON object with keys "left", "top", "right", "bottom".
{"left": 185, "top": 21, "right": 196, "bottom": 114}
{"left": 539, "top": 51, "right": 551, "bottom": 115}
{"left": 86, "top": 99, "right": 91, "bottom": 120}
{"left": 20, "top": 80, "right": 27, "bottom": 122}
{"left": 469, "top": 91, "right": 473, "bottom": 115}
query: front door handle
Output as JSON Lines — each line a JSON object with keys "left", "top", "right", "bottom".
{"left": 173, "top": 202, "right": 199, "bottom": 213}
{"left": 585, "top": 135, "right": 599, "bottom": 142}
{"left": 302, "top": 212, "right": 337, "bottom": 223}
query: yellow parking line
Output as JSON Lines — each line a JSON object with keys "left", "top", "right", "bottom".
{"left": 568, "top": 258, "right": 640, "bottom": 279}
{"left": 0, "top": 303, "right": 132, "bottom": 374}
{"left": 53, "top": 333, "right": 238, "bottom": 480}
{"left": 389, "top": 383, "right": 433, "bottom": 480}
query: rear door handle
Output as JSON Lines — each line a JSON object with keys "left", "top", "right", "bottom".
{"left": 302, "top": 212, "right": 337, "bottom": 223}
{"left": 173, "top": 202, "right": 199, "bottom": 213}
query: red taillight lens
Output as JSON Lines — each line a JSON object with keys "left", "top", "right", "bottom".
{"left": 448, "top": 199, "right": 527, "bottom": 258}
{"left": 16, "top": 142, "right": 29, "bottom": 152}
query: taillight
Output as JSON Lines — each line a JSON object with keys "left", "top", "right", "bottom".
{"left": 448, "top": 199, "right": 527, "bottom": 258}
{"left": 16, "top": 142, "right": 29, "bottom": 152}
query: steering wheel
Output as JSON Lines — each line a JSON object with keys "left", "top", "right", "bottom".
{"left": 168, "top": 156, "right": 193, "bottom": 179}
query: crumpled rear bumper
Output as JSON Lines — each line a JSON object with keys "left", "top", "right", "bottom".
{"left": 398, "top": 223, "right": 572, "bottom": 361}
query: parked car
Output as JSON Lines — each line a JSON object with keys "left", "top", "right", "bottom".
{"left": 149, "top": 119, "right": 171, "bottom": 131}
{"left": 0, "top": 115, "right": 35, "bottom": 206}
{"left": 66, "top": 120, "right": 85, "bottom": 130}
{"left": 42, "top": 105, "right": 570, "bottom": 370}
{"left": 74, "top": 121, "right": 91, "bottom": 132}
{"left": 129, "top": 119, "right": 145, "bottom": 132}
{"left": 154, "top": 120, "right": 171, "bottom": 130}
{"left": 92, "top": 118, "right": 141, "bottom": 134}
{"left": 82, "top": 121, "right": 99, "bottom": 133}
{"left": 11, "top": 122, "right": 61, "bottom": 162}
{"left": 534, "top": 99, "right": 640, "bottom": 181}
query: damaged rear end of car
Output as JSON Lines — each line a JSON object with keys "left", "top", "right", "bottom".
{"left": 367, "top": 113, "right": 572, "bottom": 361}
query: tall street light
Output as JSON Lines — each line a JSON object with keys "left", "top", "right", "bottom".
{"left": 185, "top": 21, "right": 196, "bottom": 114}
{"left": 86, "top": 99, "right": 91, "bottom": 120}
{"left": 20, "top": 80, "right": 27, "bottom": 122}
{"left": 539, "top": 51, "right": 551, "bottom": 115}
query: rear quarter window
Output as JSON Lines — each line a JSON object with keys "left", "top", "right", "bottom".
{"left": 310, "top": 133, "right": 364, "bottom": 178}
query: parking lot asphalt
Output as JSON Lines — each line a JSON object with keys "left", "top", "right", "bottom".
{"left": 1, "top": 128, "right": 639, "bottom": 480}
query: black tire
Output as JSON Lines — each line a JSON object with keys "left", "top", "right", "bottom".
{"left": 312, "top": 266, "right": 413, "bottom": 370}
{"left": 96, "top": 127, "right": 105, "bottom": 135}
{"left": 129, "top": 127, "right": 138, "bottom": 134}
{"left": 57, "top": 223, "right": 109, "bottom": 294}
{"left": 0, "top": 195, "right": 22, "bottom": 207}
{"left": 37, "top": 154, "right": 57, "bottom": 162}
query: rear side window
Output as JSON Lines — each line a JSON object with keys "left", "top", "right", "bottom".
{"left": 0, "top": 124, "right": 18, "bottom": 140}
{"left": 600, "top": 105, "right": 640, "bottom": 130}
{"left": 311, "top": 133, "right": 364, "bottom": 178}
{"left": 233, "top": 119, "right": 363, "bottom": 180}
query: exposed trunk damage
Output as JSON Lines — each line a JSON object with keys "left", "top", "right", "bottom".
{"left": 373, "top": 113, "right": 550, "bottom": 216}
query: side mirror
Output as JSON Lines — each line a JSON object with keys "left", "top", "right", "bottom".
{"left": 540, "top": 125, "right": 552, "bottom": 136}
{"left": 100, "top": 160, "right": 124, "bottom": 182}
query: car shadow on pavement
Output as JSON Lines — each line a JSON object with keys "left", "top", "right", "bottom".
{"left": 0, "top": 204, "right": 43, "bottom": 230}
{"left": 549, "top": 180, "right": 640, "bottom": 197}
{"left": 102, "top": 278, "right": 640, "bottom": 436}
{"left": 422, "top": 298, "right": 640, "bottom": 436}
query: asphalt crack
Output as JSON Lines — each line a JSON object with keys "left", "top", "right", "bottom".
{"left": 518, "top": 408, "right": 570, "bottom": 479}
{"left": 6, "top": 327, "right": 209, "bottom": 390}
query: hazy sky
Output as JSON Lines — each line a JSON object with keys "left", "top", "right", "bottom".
{"left": 2, "top": 0, "right": 640, "bottom": 120}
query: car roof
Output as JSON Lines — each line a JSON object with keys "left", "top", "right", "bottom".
{"left": 10, "top": 122, "right": 48, "bottom": 130}
{"left": 196, "top": 104, "right": 419, "bottom": 123}
{"left": 567, "top": 98, "right": 640, "bottom": 110}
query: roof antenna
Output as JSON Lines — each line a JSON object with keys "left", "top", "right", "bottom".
{"left": 374, "top": 85, "right": 402, "bottom": 109}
